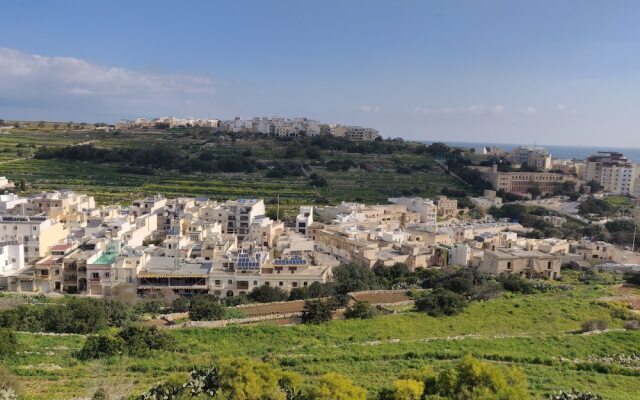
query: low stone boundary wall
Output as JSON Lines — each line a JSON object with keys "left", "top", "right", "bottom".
{"left": 166, "top": 312, "right": 302, "bottom": 329}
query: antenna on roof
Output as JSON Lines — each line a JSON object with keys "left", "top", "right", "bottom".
{"left": 277, "top": 194, "right": 280, "bottom": 221}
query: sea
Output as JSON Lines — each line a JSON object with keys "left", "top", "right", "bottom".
{"left": 422, "top": 141, "right": 640, "bottom": 163}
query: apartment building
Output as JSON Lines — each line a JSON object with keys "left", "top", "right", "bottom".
{"left": 507, "top": 146, "right": 552, "bottom": 170}
{"left": 0, "top": 241, "right": 24, "bottom": 290}
{"left": 28, "top": 190, "right": 96, "bottom": 221}
{"left": 584, "top": 152, "right": 638, "bottom": 195}
{"left": 479, "top": 248, "right": 562, "bottom": 279}
{"left": 0, "top": 215, "right": 68, "bottom": 262}
{"left": 222, "top": 199, "right": 266, "bottom": 240}
{"left": 129, "top": 195, "right": 167, "bottom": 218}
{"left": 0, "top": 193, "right": 27, "bottom": 213}
{"left": 345, "top": 126, "right": 380, "bottom": 141}
{"left": 388, "top": 197, "right": 438, "bottom": 226}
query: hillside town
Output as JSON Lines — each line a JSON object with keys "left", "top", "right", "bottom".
{"left": 115, "top": 116, "right": 381, "bottom": 141}
{"left": 1, "top": 180, "right": 638, "bottom": 297}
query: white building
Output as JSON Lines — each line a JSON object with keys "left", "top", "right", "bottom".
{"left": 296, "top": 206, "right": 313, "bottom": 235}
{"left": 388, "top": 197, "right": 438, "bottom": 226}
{"left": 0, "top": 241, "right": 24, "bottom": 289}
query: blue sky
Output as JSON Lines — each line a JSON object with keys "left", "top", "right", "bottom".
{"left": 0, "top": 1, "right": 639, "bottom": 146}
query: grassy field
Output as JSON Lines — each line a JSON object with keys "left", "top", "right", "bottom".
{"left": 0, "top": 129, "right": 465, "bottom": 215}
{"left": 5, "top": 284, "right": 640, "bottom": 399}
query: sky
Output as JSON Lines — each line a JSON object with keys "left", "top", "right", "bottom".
{"left": 0, "top": 0, "right": 639, "bottom": 147}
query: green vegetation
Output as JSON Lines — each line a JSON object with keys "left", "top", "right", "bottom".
{"left": 2, "top": 278, "right": 639, "bottom": 399}
{"left": 0, "top": 129, "right": 465, "bottom": 211}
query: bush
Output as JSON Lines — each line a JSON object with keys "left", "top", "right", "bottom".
{"left": 344, "top": 301, "right": 377, "bottom": 320}
{"left": 78, "top": 335, "right": 125, "bottom": 360}
{"left": 499, "top": 275, "right": 536, "bottom": 294}
{"left": 307, "top": 372, "right": 367, "bottom": 400}
{"left": 0, "top": 365, "right": 21, "bottom": 399}
{"left": 118, "top": 325, "right": 174, "bottom": 356}
{"left": 171, "top": 297, "right": 190, "bottom": 313}
{"left": 248, "top": 285, "right": 289, "bottom": 303}
{"left": 189, "top": 295, "right": 225, "bottom": 321}
{"left": 581, "top": 319, "right": 609, "bottom": 333}
{"left": 0, "top": 328, "right": 17, "bottom": 359}
{"left": 623, "top": 320, "right": 640, "bottom": 330}
{"left": 415, "top": 288, "right": 467, "bottom": 317}
{"left": 624, "top": 271, "right": 640, "bottom": 286}
{"left": 548, "top": 389, "right": 603, "bottom": 400}
{"left": 301, "top": 299, "right": 334, "bottom": 324}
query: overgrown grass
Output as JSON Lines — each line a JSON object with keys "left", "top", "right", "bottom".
{"left": 4, "top": 286, "right": 640, "bottom": 399}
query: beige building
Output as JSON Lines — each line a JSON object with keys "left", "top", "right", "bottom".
{"left": 478, "top": 165, "right": 577, "bottom": 195}
{"left": 479, "top": 248, "right": 562, "bottom": 279}
{"left": 436, "top": 196, "right": 458, "bottom": 218}
{"left": 583, "top": 152, "right": 637, "bottom": 195}
{"left": 0, "top": 215, "right": 68, "bottom": 262}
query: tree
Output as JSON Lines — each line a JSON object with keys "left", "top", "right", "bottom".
{"left": 344, "top": 301, "right": 377, "bottom": 320}
{"left": 333, "top": 263, "right": 381, "bottom": 294}
{"left": 415, "top": 288, "right": 467, "bottom": 317}
{"left": 248, "top": 285, "right": 289, "bottom": 303}
{"left": 301, "top": 299, "right": 334, "bottom": 324}
{"left": 308, "top": 373, "right": 367, "bottom": 400}
{"left": 624, "top": 271, "right": 640, "bottom": 286}
{"left": 118, "top": 325, "right": 173, "bottom": 356}
{"left": 189, "top": 295, "right": 225, "bottom": 321}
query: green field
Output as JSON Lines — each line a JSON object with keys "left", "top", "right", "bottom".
{"left": 0, "top": 129, "right": 465, "bottom": 216}
{"left": 4, "top": 284, "right": 640, "bottom": 399}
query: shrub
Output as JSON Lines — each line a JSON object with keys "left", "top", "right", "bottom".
{"left": 624, "top": 271, "right": 640, "bottom": 286}
{"left": 0, "top": 365, "right": 21, "bottom": 399}
{"left": 0, "top": 328, "right": 17, "bottom": 359}
{"left": 581, "top": 319, "right": 609, "bottom": 333}
{"left": 307, "top": 372, "right": 367, "bottom": 400}
{"left": 118, "top": 325, "right": 174, "bottom": 356}
{"left": 415, "top": 288, "right": 467, "bottom": 317}
{"left": 189, "top": 295, "right": 225, "bottom": 321}
{"left": 499, "top": 275, "right": 536, "bottom": 294}
{"left": 78, "top": 335, "right": 125, "bottom": 360}
{"left": 426, "top": 354, "right": 529, "bottom": 399}
{"left": 171, "top": 297, "right": 190, "bottom": 313}
{"left": 623, "top": 320, "right": 640, "bottom": 330}
{"left": 548, "top": 389, "right": 603, "bottom": 400}
{"left": 248, "top": 285, "right": 289, "bottom": 303}
{"left": 344, "top": 301, "right": 377, "bottom": 320}
{"left": 301, "top": 299, "right": 334, "bottom": 324}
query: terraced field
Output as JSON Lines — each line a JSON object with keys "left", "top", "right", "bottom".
{"left": 0, "top": 129, "right": 466, "bottom": 210}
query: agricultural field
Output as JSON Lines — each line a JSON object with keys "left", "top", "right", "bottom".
{"left": 4, "top": 283, "right": 640, "bottom": 399}
{"left": 0, "top": 129, "right": 466, "bottom": 215}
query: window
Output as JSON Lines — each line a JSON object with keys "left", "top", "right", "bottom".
{"left": 303, "top": 282, "right": 308, "bottom": 286}
{"left": 279, "top": 281, "right": 283, "bottom": 286}
{"left": 507, "top": 262, "right": 512, "bottom": 269}
{"left": 92, "top": 273, "right": 99, "bottom": 279}
{"left": 214, "top": 280, "right": 221, "bottom": 286}
{"left": 228, "top": 279, "right": 233, "bottom": 284}
{"left": 547, "top": 261, "right": 552, "bottom": 270}
{"left": 292, "top": 282, "right": 298, "bottom": 288}
{"left": 253, "top": 281, "right": 258, "bottom": 286}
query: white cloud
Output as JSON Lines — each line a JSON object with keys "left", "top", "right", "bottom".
{"left": 414, "top": 104, "right": 506, "bottom": 116}
{"left": 0, "top": 47, "right": 217, "bottom": 120}
{"left": 556, "top": 104, "right": 566, "bottom": 111}
{"left": 359, "top": 105, "right": 380, "bottom": 113}
{"left": 520, "top": 106, "right": 537, "bottom": 114}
